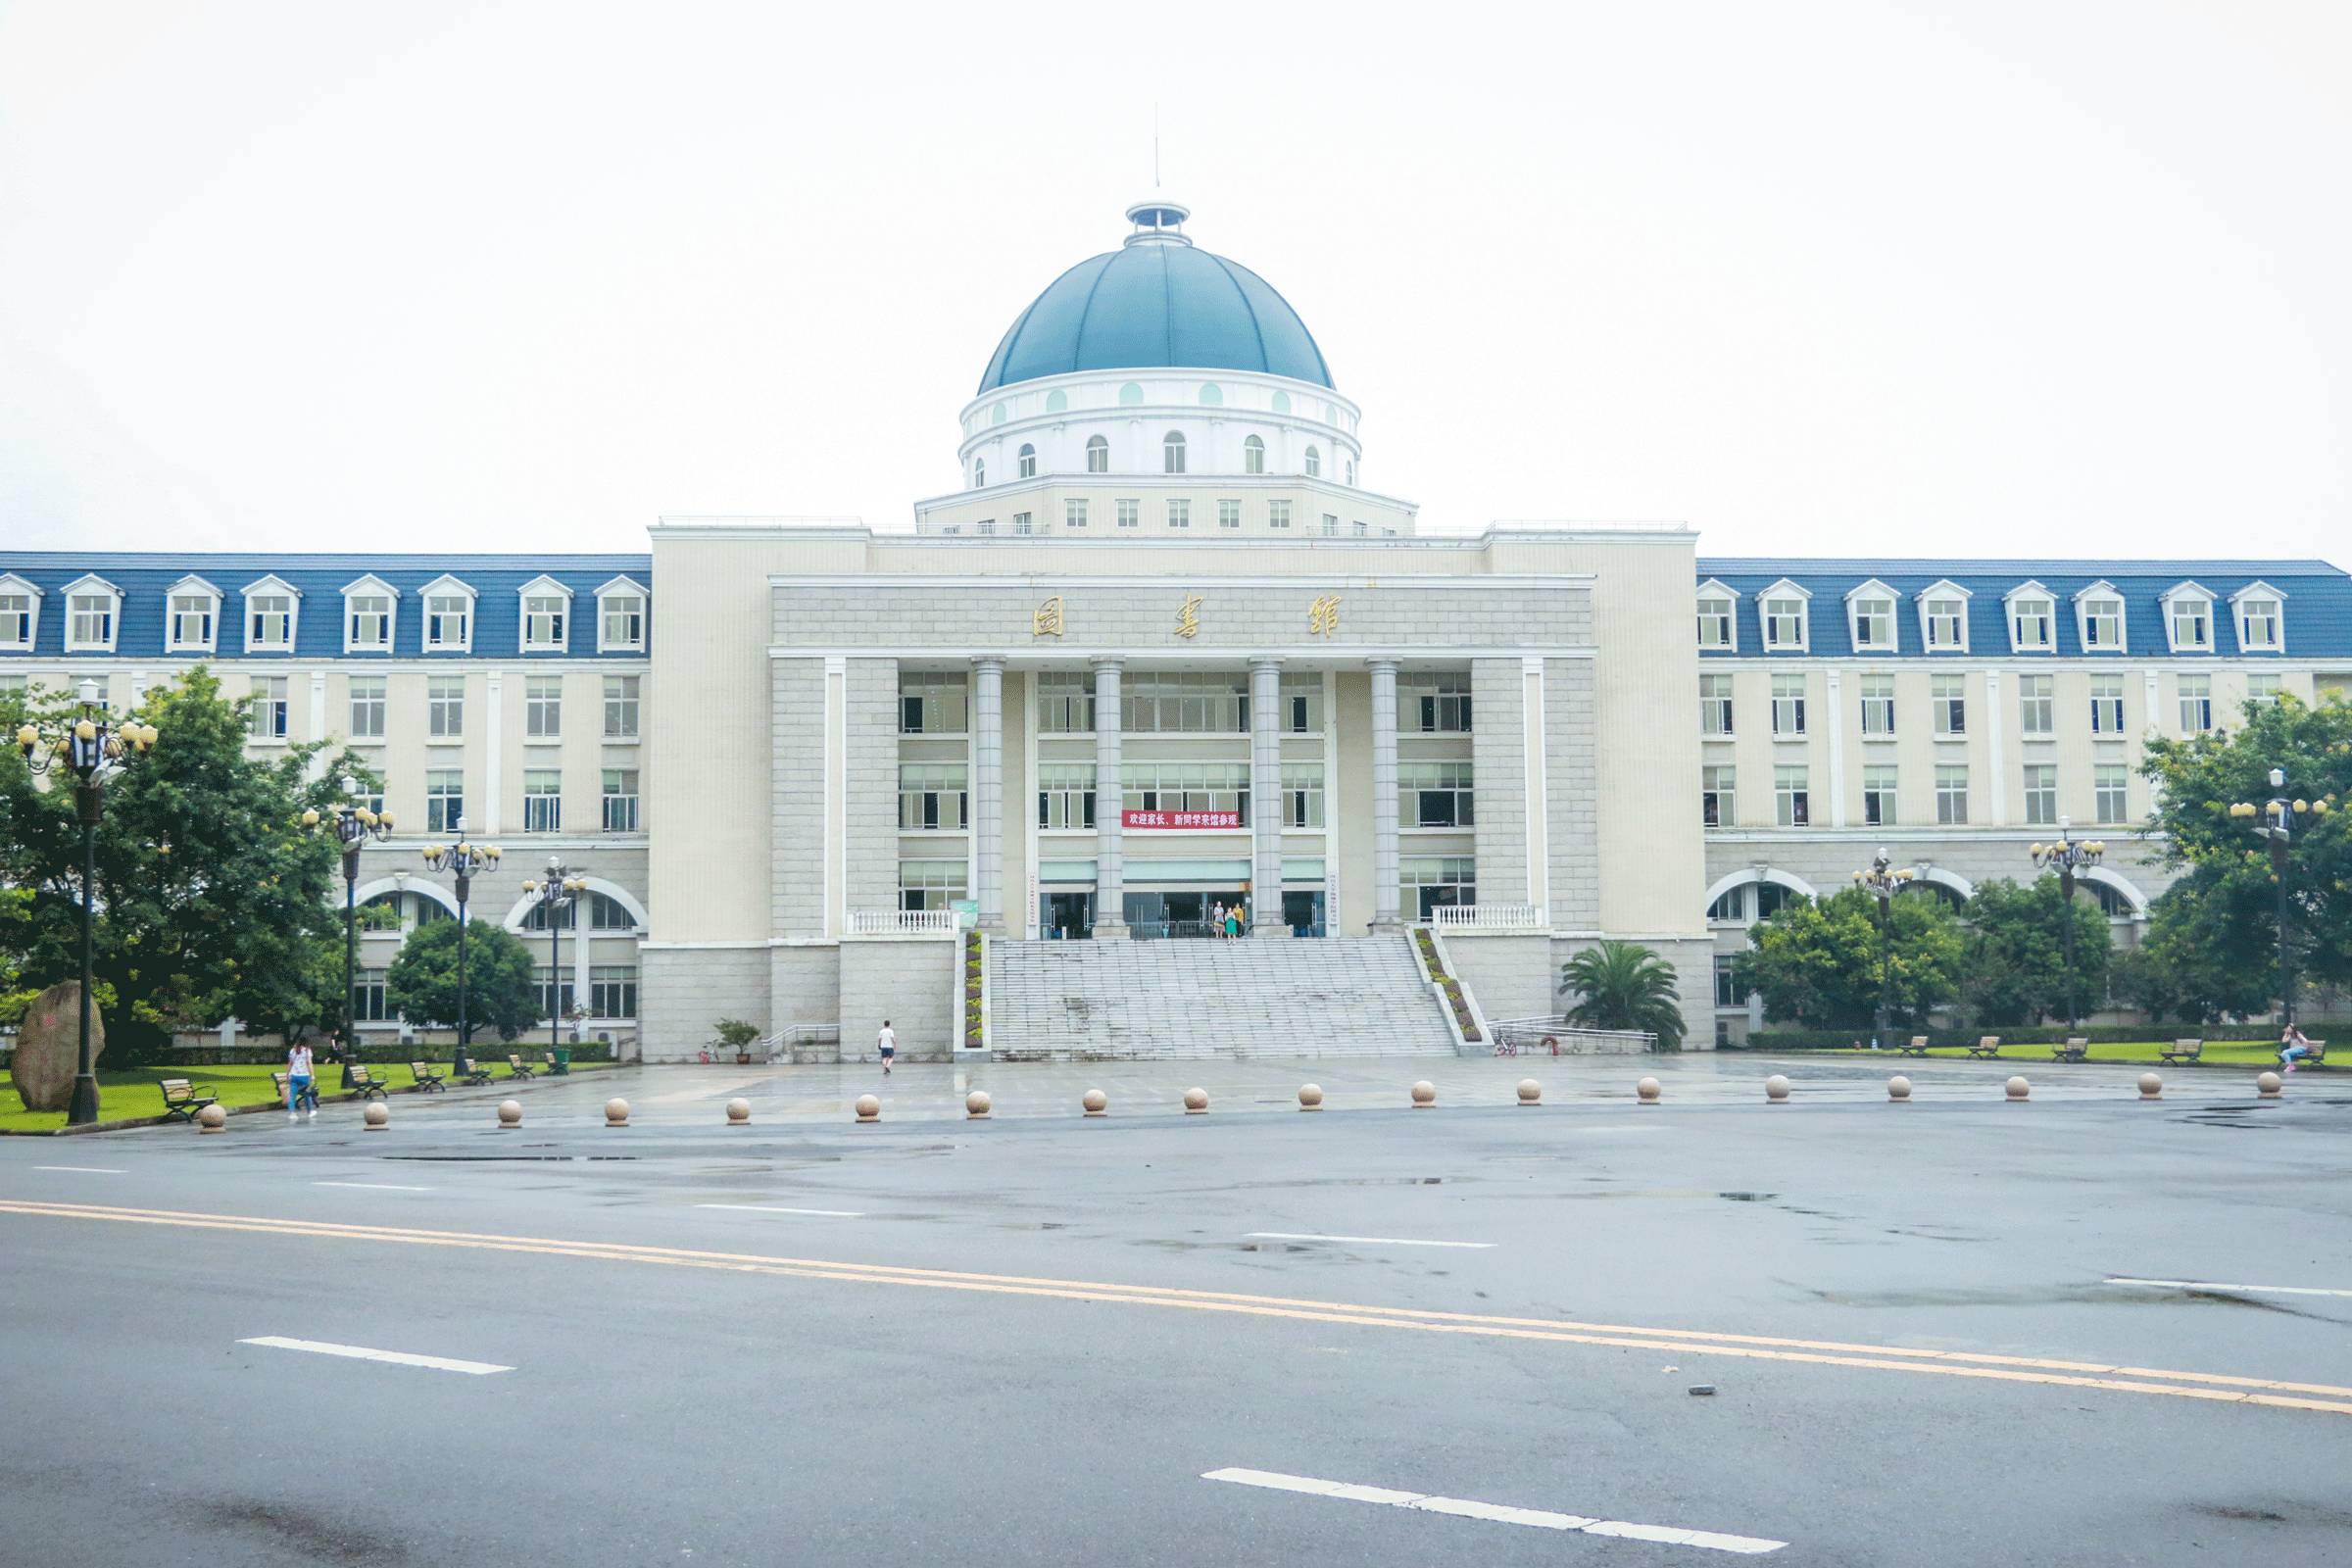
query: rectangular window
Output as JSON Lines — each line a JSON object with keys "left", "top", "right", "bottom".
{"left": 2178, "top": 674, "right": 2212, "bottom": 733}
{"left": 602, "top": 768, "right": 640, "bottom": 833}
{"left": 2011, "top": 598, "right": 2053, "bottom": 651}
{"left": 525, "top": 675, "right": 563, "bottom": 740}
{"left": 523, "top": 594, "right": 567, "bottom": 649}
{"left": 1282, "top": 762, "right": 1325, "bottom": 827}
{"left": 2082, "top": 599, "right": 2122, "bottom": 649}
{"left": 2246, "top": 673, "right": 2281, "bottom": 708}
{"left": 1701, "top": 764, "right": 1735, "bottom": 827}
{"left": 1282, "top": 671, "right": 1322, "bottom": 733}
{"left": 1936, "top": 763, "right": 1969, "bottom": 825}
{"left": 588, "top": 965, "right": 638, "bottom": 1019}
{"left": 2094, "top": 763, "right": 2129, "bottom": 824}
{"left": 348, "top": 676, "right": 386, "bottom": 740}
{"left": 354, "top": 970, "right": 390, "bottom": 1023}
{"left": 0, "top": 592, "right": 31, "bottom": 648}
{"left": 2171, "top": 599, "right": 2210, "bottom": 650}
{"left": 897, "top": 858, "right": 968, "bottom": 912}
{"left": 603, "top": 675, "right": 640, "bottom": 738}
{"left": 425, "top": 594, "right": 470, "bottom": 650}
{"left": 427, "top": 676, "right": 465, "bottom": 739}
{"left": 2238, "top": 598, "right": 2281, "bottom": 650}
{"left": 1774, "top": 764, "right": 1810, "bottom": 827}
{"left": 1012, "top": 512, "right": 1033, "bottom": 536}
{"left": 522, "top": 770, "right": 563, "bottom": 832}
{"left": 2020, "top": 673, "right": 2053, "bottom": 735}
{"left": 347, "top": 594, "right": 391, "bottom": 650}
{"left": 898, "top": 762, "right": 970, "bottom": 831}
{"left": 248, "top": 675, "right": 288, "bottom": 740}
{"left": 1763, "top": 596, "right": 1806, "bottom": 649}
{"left": 425, "top": 770, "right": 464, "bottom": 834}
{"left": 1218, "top": 499, "right": 1241, "bottom": 529}
{"left": 1035, "top": 763, "right": 1098, "bottom": 830}
{"left": 1696, "top": 596, "right": 1733, "bottom": 649}
{"left": 1321, "top": 514, "right": 1339, "bottom": 536}
{"left": 1932, "top": 673, "right": 1966, "bottom": 736}
{"left": 1851, "top": 597, "right": 1893, "bottom": 650}
{"left": 1924, "top": 598, "right": 1965, "bottom": 649}
{"left": 1402, "top": 671, "right": 1473, "bottom": 733}
{"left": 535, "top": 966, "right": 576, "bottom": 1024}
{"left": 1770, "top": 673, "right": 1806, "bottom": 736}
{"left": 2089, "top": 674, "right": 2125, "bottom": 734}
{"left": 1863, "top": 763, "right": 1897, "bottom": 827}
{"left": 1399, "top": 856, "right": 1477, "bottom": 918}
{"left": 1036, "top": 672, "right": 1095, "bottom": 733}
{"left": 898, "top": 671, "right": 969, "bottom": 735}
{"left": 170, "top": 594, "right": 214, "bottom": 650}
{"left": 1116, "top": 499, "right": 1140, "bottom": 529}
{"left": 69, "top": 593, "right": 115, "bottom": 649}
{"left": 601, "top": 594, "right": 644, "bottom": 650}
{"left": 1858, "top": 673, "right": 1894, "bottom": 735}
{"left": 978, "top": 520, "right": 996, "bottom": 538}
{"left": 248, "top": 594, "right": 292, "bottom": 649}
{"left": 1714, "top": 956, "right": 1741, "bottom": 1008}
{"left": 1268, "top": 500, "right": 1291, "bottom": 530}
{"left": 1699, "top": 673, "right": 1734, "bottom": 736}
{"left": 1166, "top": 499, "right": 1190, "bottom": 529}
{"left": 2022, "top": 762, "right": 2057, "bottom": 826}
{"left": 1064, "top": 499, "right": 1088, "bottom": 529}
{"left": 1399, "top": 760, "right": 1475, "bottom": 828}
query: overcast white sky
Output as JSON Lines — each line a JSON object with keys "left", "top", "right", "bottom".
{"left": 3, "top": 1, "right": 2347, "bottom": 559}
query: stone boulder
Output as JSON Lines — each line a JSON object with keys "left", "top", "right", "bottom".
{"left": 12, "top": 981, "right": 105, "bottom": 1113}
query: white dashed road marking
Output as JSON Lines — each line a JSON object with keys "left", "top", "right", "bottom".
{"left": 315, "top": 1181, "right": 433, "bottom": 1193}
{"left": 1202, "top": 1468, "right": 1786, "bottom": 1555}
{"left": 2109, "top": 1277, "right": 2352, "bottom": 1300}
{"left": 238, "top": 1337, "right": 511, "bottom": 1375}
{"left": 1247, "top": 1232, "right": 1495, "bottom": 1250}
{"left": 32, "top": 1166, "right": 124, "bottom": 1174}
{"left": 697, "top": 1202, "right": 866, "bottom": 1218}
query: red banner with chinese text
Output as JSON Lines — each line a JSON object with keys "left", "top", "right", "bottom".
{"left": 1121, "top": 809, "right": 1242, "bottom": 830}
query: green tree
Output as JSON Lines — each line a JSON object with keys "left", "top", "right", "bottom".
{"left": 1559, "top": 940, "right": 1688, "bottom": 1051}
{"left": 385, "top": 917, "right": 542, "bottom": 1045}
{"left": 2137, "top": 694, "right": 2352, "bottom": 1016}
{"left": 1730, "top": 887, "right": 1967, "bottom": 1031}
{"left": 1957, "top": 875, "right": 2111, "bottom": 1026}
{"left": 0, "top": 668, "right": 375, "bottom": 1052}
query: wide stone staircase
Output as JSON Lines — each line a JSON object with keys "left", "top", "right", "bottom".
{"left": 986, "top": 934, "right": 1460, "bottom": 1060}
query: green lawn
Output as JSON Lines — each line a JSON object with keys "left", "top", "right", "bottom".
{"left": 1837, "top": 1041, "right": 2309, "bottom": 1068}
{"left": 0, "top": 1058, "right": 609, "bottom": 1133}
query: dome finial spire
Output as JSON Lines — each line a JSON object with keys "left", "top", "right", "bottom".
{"left": 1124, "top": 198, "right": 1192, "bottom": 247}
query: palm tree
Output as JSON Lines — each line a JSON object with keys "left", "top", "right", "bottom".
{"left": 1560, "top": 941, "right": 1687, "bottom": 1052}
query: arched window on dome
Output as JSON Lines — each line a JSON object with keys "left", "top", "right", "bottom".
{"left": 1118, "top": 382, "right": 1143, "bottom": 407}
{"left": 1017, "top": 444, "right": 1037, "bottom": 479}
{"left": 1045, "top": 389, "right": 1067, "bottom": 414}
{"left": 991, "top": 403, "right": 1007, "bottom": 426}
{"left": 1086, "top": 434, "right": 1108, "bottom": 473}
{"left": 1199, "top": 383, "right": 1223, "bottom": 407}
{"left": 1163, "top": 431, "right": 1187, "bottom": 475}
{"left": 972, "top": 458, "right": 986, "bottom": 489}
{"left": 1304, "top": 445, "right": 1321, "bottom": 479}
{"left": 1271, "top": 391, "right": 1292, "bottom": 415}
{"left": 1346, "top": 457, "right": 1356, "bottom": 487}
{"left": 1243, "top": 435, "right": 1265, "bottom": 475}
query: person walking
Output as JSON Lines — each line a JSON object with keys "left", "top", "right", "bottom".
{"left": 877, "top": 1018, "right": 897, "bottom": 1075}
{"left": 285, "top": 1040, "right": 317, "bottom": 1119}
{"left": 2279, "top": 1024, "right": 2314, "bottom": 1073}
{"left": 1209, "top": 901, "right": 1225, "bottom": 940}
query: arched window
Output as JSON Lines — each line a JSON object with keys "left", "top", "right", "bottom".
{"left": 1304, "top": 445, "right": 1321, "bottom": 479}
{"left": 1118, "top": 382, "right": 1143, "bottom": 407}
{"left": 1017, "top": 443, "right": 1037, "bottom": 479}
{"left": 972, "top": 458, "right": 986, "bottom": 489}
{"left": 1346, "top": 457, "right": 1356, "bottom": 487}
{"left": 1163, "top": 431, "right": 1187, "bottom": 474}
{"left": 1045, "top": 389, "right": 1067, "bottom": 414}
{"left": 990, "top": 402, "right": 1007, "bottom": 426}
{"left": 1199, "top": 383, "right": 1223, "bottom": 406}
{"left": 1271, "top": 391, "right": 1292, "bottom": 414}
{"left": 1086, "top": 434, "right": 1108, "bottom": 473}
{"left": 1243, "top": 435, "right": 1264, "bottom": 474}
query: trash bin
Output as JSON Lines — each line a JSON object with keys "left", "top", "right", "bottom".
{"left": 552, "top": 1048, "right": 571, "bottom": 1075}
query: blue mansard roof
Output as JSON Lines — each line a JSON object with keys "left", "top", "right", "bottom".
{"left": 1693, "top": 559, "right": 2352, "bottom": 660}
{"left": 0, "top": 553, "right": 651, "bottom": 661}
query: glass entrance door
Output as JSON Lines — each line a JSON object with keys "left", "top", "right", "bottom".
{"left": 1281, "top": 890, "right": 1326, "bottom": 937}
{"left": 1041, "top": 891, "right": 1092, "bottom": 939}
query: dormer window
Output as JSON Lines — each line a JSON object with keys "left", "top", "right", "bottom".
{"left": 1913, "top": 581, "right": 1972, "bottom": 653}
{"left": 518, "top": 576, "right": 573, "bottom": 652}
{"left": 597, "top": 577, "right": 647, "bottom": 653}
{"left": 1696, "top": 595, "right": 1735, "bottom": 649}
{"left": 2009, "top": 594, "right": 2054, "bottom": 652}
{"left": 1849, "top": 595, "right": 1894, "bottom": 651}
{"left": 1760, "top": 584, "right": 1810, "bottom": 651}
{"left": 166, "top": 577, "right": 220, "bottom": 653}
{"left": 421, "top": 576, "right": 475, "bottom": 653}
{"left": 2081, "top": 597, "right": 2123, "bottom": 651}
{"left": 65, "top": 576, "right": 121, "bottom": 652}
{"left": 243, "top": 576, "right": 300, "bottom": 651}
{"left": 2160, "top": 584, "right": 2213, "bottom": 653}
{"left": 2232, "top": 583, "right": 2284, "bottom": 652}
{"left": 0, "top": 576, "right": 38, "bottom": 650}
{"left": 342, "top": 575, "right": 398, "bottom": 654}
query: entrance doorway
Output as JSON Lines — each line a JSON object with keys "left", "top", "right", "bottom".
{"left": 1121, "top": 890, "right": 1250, "bottom": 938}
{"left": 1041, "top": 891, "right": 1092, "bottom": 939}
{"left": 1281, "top": 890, "right": 1326, "bottom": 937}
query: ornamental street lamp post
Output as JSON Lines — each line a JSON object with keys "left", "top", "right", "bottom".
{"left": 2230, "top": 767, "right": 2330, "bottom": 1027}
{"left": 304, "top": 777, "right": 394, "bottom": 1090}
{"left": 17, "top": 679, "right": 160, "bottom": 1126}
{"left": 519, "top": 858, "right": 586, "bottom": 1067}
{"left": 1851, "top": 849, "right": 1916, "bottom": 1050}
{"left": 2029, "top": 818, "right": 2106, "bottom": 1034}
{"left": 419, "top": 827, "right": 500, "bottom": 1077}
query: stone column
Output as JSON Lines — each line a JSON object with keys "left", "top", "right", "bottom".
{"left": 1091, "top": 659, "right": 1128, "bottom": 938}
{"left": 1250, "top": 659, "right": 1289, "bottom": 936}
{"left": 974, "top": 657, "right": 1005, "bottom": 932}
{"left": 1369, "top": 659, "right": 1402, "bottom": 930}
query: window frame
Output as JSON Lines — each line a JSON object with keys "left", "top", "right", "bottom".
{"left": 1845, "top": 582, "right": 1896, "bottom": 653}
{"left": 1694, "top": 581, "right": 1740, "bottom": 651}
{"left": 2160, "top": 582, "right": 2215, "bottom": 655}
{"left": 517, "top": 576, "right": 573, "bottom": 653}
{"left": 0, "top": 575, "right": 39, "bottom": 651}
{"left": 1162, "top": 431, "right": 1187, "bottom": 474}
{"left": 419, "top": 576, "right": 477, "bottom": 654}
{"left": 1770, "top": 673, "right": 1806, "bottom": 736}
{"left": 2230, "top": 582, "right": 2285, "bottom": 653}
{"left": 1085, "top": 435, "right": 1109, "bottom": 473}
{"left": 347, "top": 675, "right": 387, "bottom": 741}
{"left": 2004, "top": 585, "right": 2056, "bottom": 654}
{"left": 1857, "top": 672, "right": 1895, "bottom": 737}
{"left": 1758, "top": 580, "right": 1810, "bottom": 652}
{"left": 165, "top": 576, "right": 220, "bottom": 654}
{"left": 1699, "top": 672, "right": 1734, "bottom": 737}
{"left": 2177, "top": 674, "right": 2212, "bottom": 733}
{"left": 1243, "top": 434, "right": 1265, "bottom": 474}
{"left": 240, "top": 575, "right": 302, "bottom": 653}
{"left": 596, "top": 576, "right": 648, "bottom": 653}
{"left": 63, "top": 576, "right": 122, "bottom": 654}
{"left": 1931, "top": 673, "right": 1967, "bottom": 737}
{"left": 2074, "top": 582, "right": 2127, "bottom": 654}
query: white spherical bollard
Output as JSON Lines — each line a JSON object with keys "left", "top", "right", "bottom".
{"left": 1887, "top": 1075, "right": 1912, "bottom": 1102}
{"left": 725, "top": 1098, "right": 752, "bottom": 1125}
{"left": 1298, "top": 1083, "right": 1324, "bottom": 1111}
{"left": 1516, "top": 1078, "right": 1542, "bottom": 1105}
{"left": 1410, "top": 1080, "right": 1437, "bottom": 1108}
{"left": 2005, "top": 1076, "right": 2031, "bottom": 1102}
{"left": 497, "top": 1099, "right": 522, "bottom": 1129}
{"left": 854, "top": 1093, "right": 881, "bottom": 1123}
{"left": 1183, "top": 1087, "right": 1209, "bottom": 1114}
{"left": 1637, "top": 1076, "right": 1662, "bottom": 1104}
{"left": 2137, "top": 1073, "right": 2163, "bottom": 1102}
{"left": 1765, "top": 1075, "right": 1791, "bottom": 1103}
{"left": 604, "top": 1097, "right": 630, "bottom": 1127}
{"left": 1082, "top": 1088, "right": 1107, "bottom": 1117}
{"left": 965, "top": 1089, "right": 993, "bottom": 1120}
{"left": 2257, "top": 1070, "right": 2284, "bottom": 1100}
{"left": 197, "top": 1102, "right": 227, "bottom": 1134}
{"left": 363, "top": 1102, "right": 390, "bottom": 1132}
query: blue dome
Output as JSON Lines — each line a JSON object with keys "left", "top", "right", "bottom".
{"left": 978, "top": 205, "right": 1334, "bottom": 394}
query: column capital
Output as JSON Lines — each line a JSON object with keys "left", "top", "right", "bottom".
{"left": 1365, "top": 656, "right": 1401, "bottom": 676}
{"left": 973, "top": 654, "right": 1006, "bottom": 672}
{"left": 1249, "top": 656, "right": 1284, "bottom": 671}
{"left": 1088, "top": 654, "right": 1125, "bottom": 673}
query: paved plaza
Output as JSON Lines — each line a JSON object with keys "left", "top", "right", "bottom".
{"left": 2, "top": 1055, "right": 2348, "bottom": 1565}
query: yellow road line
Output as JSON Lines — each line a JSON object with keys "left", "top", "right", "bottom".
{"left": 6, "top": 1199, "right": 2348, "bottom": 1417}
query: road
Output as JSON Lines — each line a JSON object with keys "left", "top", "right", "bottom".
{"left": 3, "top": 1055, "right": 2348, "bottom": 1566}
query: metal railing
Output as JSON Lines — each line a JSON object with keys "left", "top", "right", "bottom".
{"left": 1486, "top": 1016, "right": 1658, "bottom": 1054}
{"left": 1431, "top": 904, "right": 1544, "bottom": 930}
{"left": 849, "top": 908, "right": 957, "bottom": 935}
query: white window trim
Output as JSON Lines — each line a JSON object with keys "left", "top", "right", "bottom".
{"left": 595, "top": 574, "right": 649, "bottom": 654}
{"left": 0, "top": 573, "right": 43, "bottom": 652}
{"left": 2228, "top": 580, "right": 2288, "bottom": 654}
{"left": 1693, "top": 579, "right": 1742, "bottom": 653}
{"left": 339, "top": 573, "right": 401, "bottom": 655}
{"left": 1913, "top": 579, "right": 1973, "bottom": 654}
{"left": 1756, "top": 577, "right": 1811, "bottom": 653}
{"left": 1842, "top": 578, "right": 1900, "bottom": 654}
{"left": 516, "top": 573, "right": 574, "bottom": 654}
{"left": 2001, "top": 580, "right": 2057, "bottom": 655}
{"left": 2072, "top": 579, "right": 2128, "bottom": 655}
{"left": 239, "top": 573, "right": 304, "bottom": 654}
{"left": 60, "top": 572, "right": 123, "bottom": 654}
{"left": 163, "top": 573, "right": 221, "bottom": 654}
{"left": 418, "top": 573, "right": 478, "bottom": 654}
{"left": 2158, "top": 580, "right": 2216, "bottom": 656}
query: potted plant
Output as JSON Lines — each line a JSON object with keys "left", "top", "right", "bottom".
{"left": 713, "top": 1017, "right": 761, "bottom": 1066}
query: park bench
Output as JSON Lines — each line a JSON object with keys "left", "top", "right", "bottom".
{"left": 159, "top": 1078, "right": 218, "bottom": 1124}
{"left": 541, "top": 1051, "right": 567, "bottom": 1075}
{"left": 270, "top": 1071, "right": 320, "bottom": 1110}
{"left": 1894, "top": 1036, "right": 1932, "bottom": 1057}
{"left": 409, "top": 1060, "right": 446, "bottom": 1093}
{"left": 506, "top": 1054, "right": 536, "bottom": 1080}
{"left": 2294, "top": 1041, "right": 2328, "bottom": 1066}
{"left": 454, "top": 1059, "right": 495, "bottom": 1087}
{"left": 2159, "top": 1040, "right": 2203, "bottom": 1063}
{"left": 1965, "top": 1035, "right": 2003, "bottom": 1059}
{"left": 347, "top": 1064, "right": 391, "bottom": 1101}
{"left": 2051, "top": 1038, "right": 2090, "bottom": 1063}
